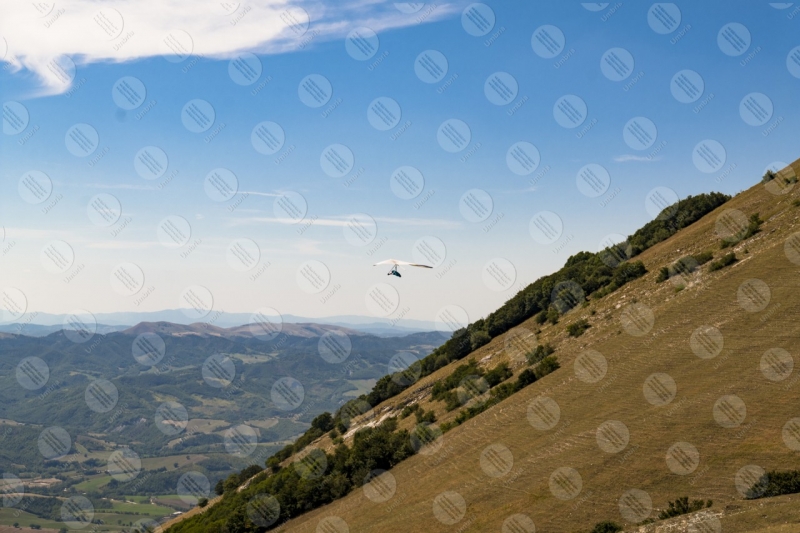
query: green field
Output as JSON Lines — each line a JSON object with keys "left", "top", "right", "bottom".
{"left": 228, "top": 352, "right": 276, "bottom": 364}
{"left": 140, "top": 454, "right": 207, "bottom": 470}
{"left": 106, "top": 500, "right": 174, "bottom": 516}
{"left": 93, "top": 512, "right": 163, "bottom": 530}
{"left": 122, "top": 495, "right": 151, "bottom": 504}
{"left": 153, "top": 495, "right": 193, "bottom": 511}
{"left": 0, "top": 507, "right": 63, "bottom": 530}
{"left": 74, "top": 474, "right": 112, "bottom": 491}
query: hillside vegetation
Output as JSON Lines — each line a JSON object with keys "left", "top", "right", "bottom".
{"left": 246, "top": 159, "right": 798, "bottom": 533}
{"left": 167, "top": 175, "right": 783, "bottom": 533}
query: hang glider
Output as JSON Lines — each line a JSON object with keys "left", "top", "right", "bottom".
{"left": 373, "top": 259, "right": 433, "bottom": 278}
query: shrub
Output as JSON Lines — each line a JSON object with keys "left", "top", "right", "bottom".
{"left": 414, "top": 408, "right": 436, "bottom": 424}
{"left": 442, "top": 391, "right": 461, "bottom": 412}
{"left": 516, "top": 368, "right": 537, "bottom": 388}
{"left": 721, "top": 212, "right": 762, "bottom": 248}
{"left": 762, "top": 169, "right": 777, "bottom": 182}
{"left": 490, "top": 382, "right": 517, "bottom": 401}
{"left": 469, "top": 330, "right": 491, "bottom": 351}
{"left": 708, "top": 252, "right": 736, "bottom": 272}
{"left": 657, "top": 496, "right": 708, "bottom": 519}
{"left": 222, "top": 474, "right": 240, "bottom": 493}
{"left": 746, "top": 212, "right": 764, "bottom": 236}
{"left": 591, "top": 521, "right": 623, "bottom": 533}
{"left": 746, "top": 469, "right": 800, "bottom": 499}
{"left": 525, "top": 344, "right": 554, "bottom": 366}
{"left": 658, "top": 253, "right": 710, "bottom": 284}
{"left": 400, "top": 404, "right": 419, "bottom": 419}
{"left": 491, "top": 369, "right": 538, "bottom": 402}
{"left": 793, "top": 199, "right": 800, "bottom": 207}
{"left": 546, "top": 307, "right": 560, "bottom": 325}
{"left": 534, "top": 356, "right": 560, "bottom": 379}
{"left": 672, "top": 256, "right": 697, "bottom": 276}
{"left": 484, "top": 363, "right": 513, "bottom": 387}
{"left": 693, "top": 251, "right": 714, "bottom": 265}
{"left": 566, "top": 319, "right": 590, "bottom": 337}
{"left": 311, "top": 412, "right": 334, "bottom": 432}
{"left": 612, "top": 260, "right": 647, "bottom": 286}
{"left": 450, "top": 361, "right": 552, "bottom": 430}
{"left": 534, "top": 310, "right": 548, "bottom": 324}
{"left": 197, "top": 498, "right": 208, "bottom": 508}
{"left": 431, "top": 360, "right": 482, "bottom": 400}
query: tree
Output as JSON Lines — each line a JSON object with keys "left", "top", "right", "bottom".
{"left": 516, "top": 369, "right": 537, "bottom": 388}
{"left": 311, "top": 412, "right": 334, "bottom": 432}
{"left": 469, "top": 330, "right": 491, "bottom": 351}
{"left": 223, "top": 473, "right": 241, "bottom": 493}
{"left": 534, "top": 356, "right": 560, "bottom": 379}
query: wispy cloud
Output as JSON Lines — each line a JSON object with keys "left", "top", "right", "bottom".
{"left": 1, "top": 1, "right": 459, "bottom": 97}
{"left": 85, "top": 240, "right": 160, "bottom": 250}
{"left": 374, "top": 216, "right": 461, "bottom": 228}
{"left": 291, "top": 239, "right": 327, "bottom": 255}
{"left": 239, "top": 191, "right": 282, "bottom": 198}
{"left": 614, "top": 154, "right": 661, "bottom": 163}
{"left": 79, "top": 182, "right": 156, "bottom": 191}
{"left": 228, "top": 214, "right": 461, "bottom": 229}
{"left": 3, "top": 227, "right": 92, "bottom": 240}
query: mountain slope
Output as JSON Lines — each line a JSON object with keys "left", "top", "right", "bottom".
{"left": 169, "top": 159, "right": 800, "bottom": 532}
{"left": 274, "top": 160, "right": 800, "bottom": 532}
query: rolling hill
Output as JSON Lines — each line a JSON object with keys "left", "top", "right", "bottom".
{"left": 0, "top": 321, "right": 440, "bottom": 530}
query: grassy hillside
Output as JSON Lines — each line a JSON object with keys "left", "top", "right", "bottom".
{"left": 168, "top": 158, "right": 800, "bottom": 532}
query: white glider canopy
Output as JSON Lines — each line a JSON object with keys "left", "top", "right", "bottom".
{"left": 373, "top": 259, "right": 433, "bottom": 268}
{"left": 374, "top": 259, "right": 433, "bottom": 277}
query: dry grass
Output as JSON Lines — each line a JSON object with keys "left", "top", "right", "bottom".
{"left": 173, "top": 159, "right": 800, "bottom": 532}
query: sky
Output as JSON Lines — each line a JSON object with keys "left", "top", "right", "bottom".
{"left": 1, "top": 1, "right": 799, "bottom": 332}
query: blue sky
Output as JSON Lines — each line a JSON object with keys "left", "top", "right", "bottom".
{"left": 1, "top": 1, "right": 798, "bottom": 329}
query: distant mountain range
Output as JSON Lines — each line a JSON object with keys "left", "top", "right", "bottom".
{"left": 0, "top": 310, "right": 438, "bottom": 337}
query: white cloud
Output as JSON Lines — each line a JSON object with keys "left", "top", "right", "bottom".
{"left": 85, "top": 240, "right": 159, "bottom": 249}
{"left": 79, "top": 182, "right": 155, "bottom": 190}
{"left": 373, "top": 216, "right": 461, "bottom": 228}
{"left": 614, "top": 154, "right": 661, "bottom": 163}
{"left": 0, "top": 0, "right": 459, "bottom": 96}
{"left": 228, "top": 214, "right": 461, "bottom": 228}
{"left": 3, "top": 226, "right": 78, "bottom": 240}
{"left": 239, "top": 191, "right": 282, "bottom": 198}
